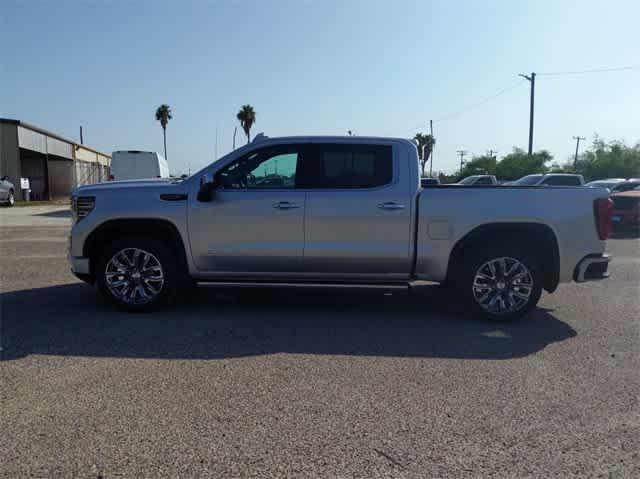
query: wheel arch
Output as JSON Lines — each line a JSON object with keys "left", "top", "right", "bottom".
{"left": 446, "top": 222, "right": 560, "bottom": 292}
{"left": 84, "top": 218, "right": 189, "bottom": 281}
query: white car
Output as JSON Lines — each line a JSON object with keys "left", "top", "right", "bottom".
{"left": 455, "top": 175, "right": 498, "bottom": 186}
{"left": 586, "top": 178, "right": 626, "bottom": 189}
{"left": 512, "top": 173, "right": 585, "bottom": 187}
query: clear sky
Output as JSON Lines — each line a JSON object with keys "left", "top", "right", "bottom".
{"left": 2, "top": 0, "right": 639, "bottom": 175}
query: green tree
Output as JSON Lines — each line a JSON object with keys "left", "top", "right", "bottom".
{"left": 237, "top": 105, "right": 257, "bottom": 143}
{"left": 457, "top": 154, "right": 498, "bottom": 179}
{"left": 572, "top": 138, "right": 640, "bottom": 181}
{"left": 155, "top": 104, "right": 172, "bottom": 160}
{"left": 414, "top": 133, "right": 436, "bottom": 176}
{"left": 495, "top": 147, "right": 552, "bottom": 180}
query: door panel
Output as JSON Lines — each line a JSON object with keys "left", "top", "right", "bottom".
{"left": 302, "top": 143, "right": 413, "bottom": 277}
{"left": 189, "top": 190, "right": 306, "bottom": 273}
{"left": 304, "top": 190, "right": 412, "bottom": 276}
{"left": 188, "top": 144, "right": 307, "bottom": 275}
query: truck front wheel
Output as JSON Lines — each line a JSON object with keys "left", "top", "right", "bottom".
{"left": 460, "top": 247, "right": 543, "bottom": 321}
{"left": 95, "top": 237, "right": 177, "bottom": 312}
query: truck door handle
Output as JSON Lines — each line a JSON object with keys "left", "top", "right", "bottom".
{"left": 378, "top": 202, "right": 405, "bottom": 210}
{"left": 273, "top": 201, "right": 302, "bottom": 210}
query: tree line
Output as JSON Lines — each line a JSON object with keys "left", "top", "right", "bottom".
{"left": 439, "top": 138, "right": 640, "bottom": 183}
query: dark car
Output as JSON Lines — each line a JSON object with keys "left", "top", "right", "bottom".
{"left": 420, "top": 177, "right": 440, "bottom": 187}
{"left": 0, "top": 175, "right": 15, "bottom": 206}
{"left": 610, "top": 190, "right": 640, "bottom": 232}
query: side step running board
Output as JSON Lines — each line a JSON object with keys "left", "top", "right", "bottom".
{"left": 196, "top": 280, "right": 439, "bottom": 290}
{"left": 196, "top": 281, "right": 410, "bottom": 290}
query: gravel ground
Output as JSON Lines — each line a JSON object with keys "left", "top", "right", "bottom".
{"left": 1, "top": 205, "right": 638, "bottom": 478}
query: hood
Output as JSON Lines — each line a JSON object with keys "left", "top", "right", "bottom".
{"left": 73, "top": 178, "right": 180, "bottom": 196}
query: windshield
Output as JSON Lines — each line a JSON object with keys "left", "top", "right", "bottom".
{"left": 513, "top": 174, "right": 543, "bottom": 185}
{"left": 458, "top": 176, "right": 478, "bottom": 184}
{"left": 613, "top": 181, "right": 640, "bottom": 192}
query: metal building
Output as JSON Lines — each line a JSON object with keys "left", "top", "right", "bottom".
{"left": 0, "top": 118, "right": 111, "bottom": 201}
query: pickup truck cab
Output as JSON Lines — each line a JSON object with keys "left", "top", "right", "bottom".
{"left": 69, "top": 136, "right": 612, "bottom": 320}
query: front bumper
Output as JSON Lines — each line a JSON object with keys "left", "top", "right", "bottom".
{"left": 574, "top": 254, "right": 611, "bottom": 282}
{"left": 68, "top": 254, "right": 92, "bottom": 283}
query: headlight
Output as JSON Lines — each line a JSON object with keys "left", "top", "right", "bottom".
{"left": 71, "top": 195, "right": 95, "bottom": 222}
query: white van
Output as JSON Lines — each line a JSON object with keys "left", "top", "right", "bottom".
{"left": 110, "top": 151, "right": 169, "bottom": 181}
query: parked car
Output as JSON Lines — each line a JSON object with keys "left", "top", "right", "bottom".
{"left": 455, "top": 175, "right": 498, "bottom": 185}
{"left": 610, "top": 190, "right": 640, "bottom": 232}
{"left": 511, "top": 173, "right": 585, "bottom": 186}
{"left": 0, "top": 175, "right": 15, "bottom": 206}
{"left": 585, "top": 178, "right": 626, "bottom": 190}
{"left": 69, "top": 135, "right": 612, "bottom": 321}
{"left": 421, "top": 177, "right": 440, "bottom": 187}
{"left": 110, "top": 151, "right": 169, "bottom": 181}
{"left": 610, "top": 179, "right": 640, "bottom": 193}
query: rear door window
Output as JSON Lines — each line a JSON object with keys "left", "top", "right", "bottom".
{"left": 301, "top": 144, "right": 392, "bottom": 189}
{"left": 475, "top": 177, "right": 494, "bottom": 185}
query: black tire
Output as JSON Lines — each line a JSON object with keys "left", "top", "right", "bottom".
{"left": 458, "top": 246, "right": 543, "bottom": 321}
{"left": 5, "top": 190, "right": 14, "bottom": 207}
{"left": 95, "top": 237, "right": 178, "bottom": 312}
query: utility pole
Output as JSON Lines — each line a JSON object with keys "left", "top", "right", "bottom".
{"left": 573, "top": 136, "right": 585, "bottom": 170}
{"left": 456, "top": 150, "right": 468, "bottom": 174}
{"left": 215, "top": 126, "right": 219, "bottom": 159}
{"left": 79, "top": 126, "right": 84, "bottom": 144}
{"left": 233, "top": 126, "right": 237, "bottom": 150}
{"left": 429, "top": 119, "right": 434, "bottom": 177}
{"left": 518, "top": 72, "right": 536, "bottom": 155}
{"left": 487, "top": 149, "right": 498, "bottom": 159}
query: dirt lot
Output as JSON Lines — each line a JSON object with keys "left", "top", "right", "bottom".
{"left": 1, "top": 205, "right": 638, "bottom": 478}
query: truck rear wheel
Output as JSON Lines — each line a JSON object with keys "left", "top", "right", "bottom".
{"left": 95, "top": 237, "right": 177, "bottom": 312}
{"left": 460, "top": 246, "right": 543, "bottom": 321}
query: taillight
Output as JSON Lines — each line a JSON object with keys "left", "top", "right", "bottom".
{"left": 594, "top": 198, "right": 613, "bottom": 240}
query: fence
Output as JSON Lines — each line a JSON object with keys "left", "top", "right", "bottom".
{"left": 75, "top": 160, "right": 110, "bottom": 187}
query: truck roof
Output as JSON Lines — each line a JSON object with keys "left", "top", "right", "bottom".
{"left": 246, "top": 134, "right": 416, "bottom": 147}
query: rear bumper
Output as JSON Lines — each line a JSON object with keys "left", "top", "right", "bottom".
{"left": 574, "top": 253, "right": 611, "bottom": 282}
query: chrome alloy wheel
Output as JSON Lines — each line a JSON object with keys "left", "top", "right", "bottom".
{"left": 472, "top": 257, "right": 533, "bottom": 315}
{"left": 105, "top": 248, "right": 164, "bottom": 304}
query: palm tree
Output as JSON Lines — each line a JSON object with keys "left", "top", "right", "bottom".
{"left": 155, "top": 104, "right": 172, "bottom": 160}
{"left": 237, "top": 105, "right": 256, "bottom": 143}
{"left": 414, "top": 133, "right": 436, "bottom": 176}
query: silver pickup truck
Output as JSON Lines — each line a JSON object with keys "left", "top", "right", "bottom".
{"left": 69, "top": 136, "right": 613, "bottom": 320}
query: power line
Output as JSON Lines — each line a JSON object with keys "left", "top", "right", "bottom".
{"left": 433, "top": 80, "right": 526, "bottom": 123}
{"left": 537, "top": 65, "right": 640, "bottom": 76}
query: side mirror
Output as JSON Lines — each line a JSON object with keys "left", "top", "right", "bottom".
{"left": 197, "top": 173, "right": 217, "bottom": 202}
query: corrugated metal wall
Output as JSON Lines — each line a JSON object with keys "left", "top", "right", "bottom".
{"left": 17, "top": 125, "right": 74, "bottom": 159}
{"left": 4, "top": 122, "right": 111, "bottom": 199}
{"left": 0, "top": 123, "right": 21, "bottom": 191}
